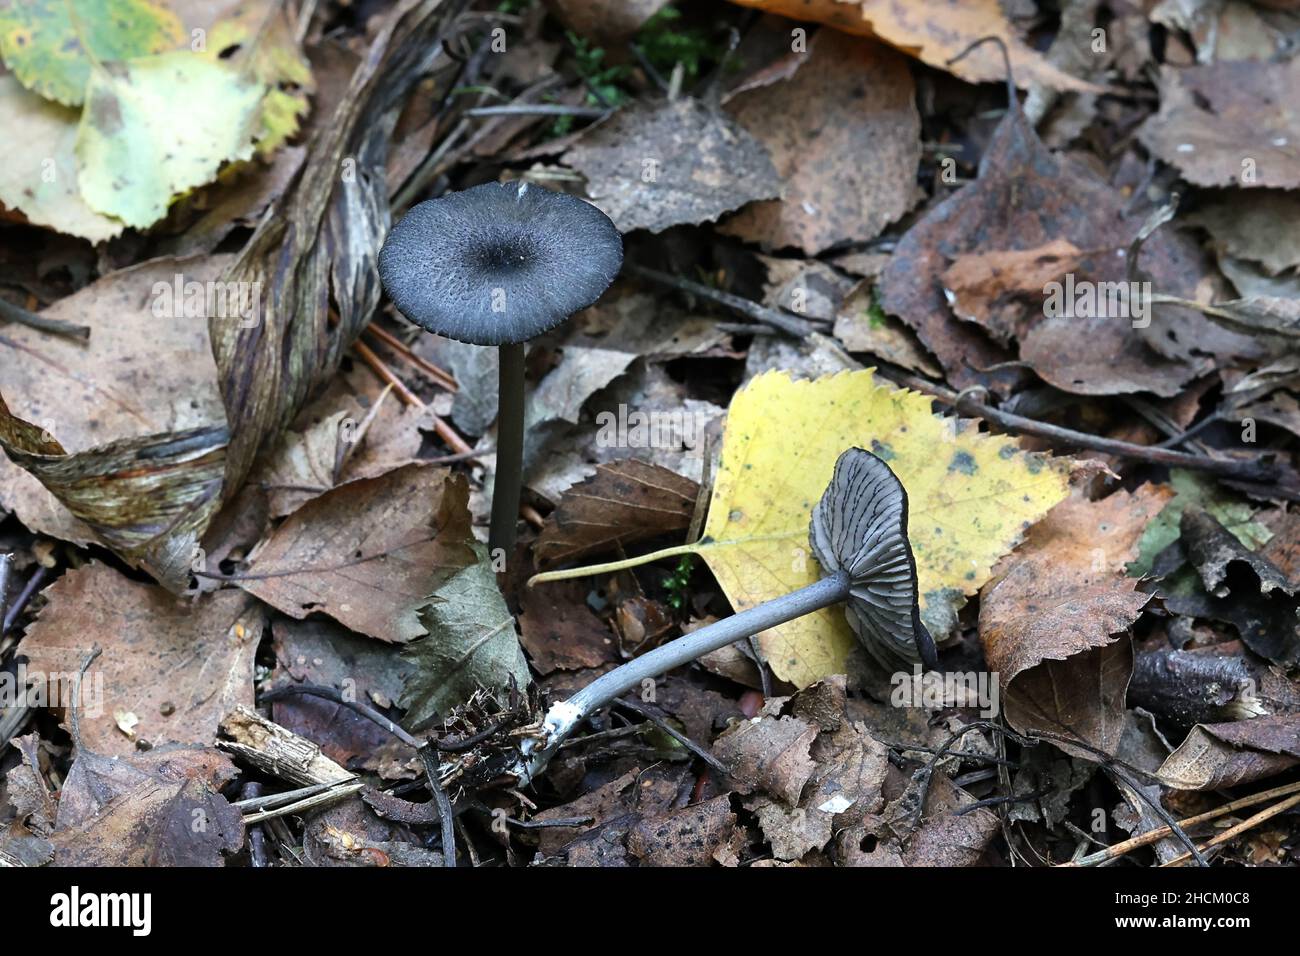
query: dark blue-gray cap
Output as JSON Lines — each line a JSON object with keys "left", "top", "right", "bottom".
{"left": 379, "top": 181, "right": 624, "bottom": 346}
{"left": 809, "top": 447, "right": 937, "bottom": 671}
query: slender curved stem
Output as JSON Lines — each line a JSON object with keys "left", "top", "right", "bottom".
{"left": 489, "top": 341, "right": 525, "bottom": 556}
{"left": 528, "top": 542, "right": 699, "bottom": 586}
{"left": 520, "top": 570, "right": 852, "bottom": 781}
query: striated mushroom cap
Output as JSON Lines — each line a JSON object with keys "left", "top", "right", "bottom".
{"left": 810, "top": 447, "right": 937, "bottom": 670}
{"left": 379, "top": 181, "right": 624, "bottom": 346}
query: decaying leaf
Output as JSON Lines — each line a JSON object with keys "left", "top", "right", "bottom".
{"left": 882, "top": 106, "right": 1250, "bottom": 395}
{"left": 980, "top": 487, "right": 1171, "bottom": 757}
{"left": 721, "top": 31, "right": 920, "bottom": 254}
{"left": 1139, "top": 59, "right": 1300, "bottom": 189}
{"left": 76, "top": 52, "right": 264, "bottom": 228}
{"left": 238, "top": 464, "right": 476, "bottom": 644}
{"left": 0, "top": 0, "right": 183, "bottom": 107}
{"left": 0, "top": 75, "right": 123, "bottom": 241}
{"left": 51, "top": 744, "right": 243, "bottom": 866}
{"left": 19, "top": 562, "right": 261, "bottom": 757}
{"left": 564, "top": 97, "right": 781, "bottom": 234}
{"left": 724, "top": 0, "right": 1102, "bottom": 92}
{"left": 0, "top": 255, "right": 228, "bottom": 563}
{"left": 535, "top": 459, "right": 698, "bottom": 568}
{"left": 399, "top": 544, "right": 531, "bottom": 726}
{"left": 1158, "top": 714, "right": 1300, "bottom": 790}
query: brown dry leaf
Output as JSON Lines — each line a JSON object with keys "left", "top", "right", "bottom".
{"left": 534, "top": 459, "right": 698, "bottom": 568}
{"left": 518, "top": 578, "right": 618, "bottom": 674}
{"left": 550, "top": 0, "right": 670, "bottom": 43}
{"left": 19, "top": 563, "right": 261, "bottom": 758}
{"left": 882, "top": 107, "right": 1251, "bottom": 394}
{"left": 1158, "top": 714, "right": 1300, "bottom": 791}
{"left": 1139, "top": 59, "right": 1300, "bottom": 189}
{"left": 268, "top": 618, "right": 416, "bottom": 772}
{"left": 563, "top": 98, "right": 781, "bottom": 234}
{"left": 51, "top": 745, "right": 242, "bottom": 866}
{"left": 712, "top": 713, "right": 818, "bottom": 805}
{"left": 626, "top": 795, "right": 741, "bottom": 866}
{"left": 831, "top": 283, "right": 940, "bottom": 376}
{"left": 237, "top": 464, "right": 475, "bottom": 643}
{"left": 1189, "top": 190, "right": 1300, "bottom": 277}
{"left": 0, "top": 255, "right": 227, "bottom": 551}
{"left": 721, "top": 31, "right": 921, "bottom": 254}
{"left": 980, "top": 486, "right": 1173, "bottom": 757}
{"left": 253, "top": 372, "right": 435, "bottom": 518}
{"left": 941, "top": 239, "right": 1085, "bottom": 347}
{"left": 725, "top": 0, "right": 1101, "bottom": 92}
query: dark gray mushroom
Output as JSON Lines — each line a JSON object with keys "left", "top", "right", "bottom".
{"left": 379, "top": 181, "right": 623, "bottom": 553}
{"left": 517, "top": 446, "right": 933, "bottom": 782}
{"left": 810, "top": 445, "right": 937, "bottom": 672}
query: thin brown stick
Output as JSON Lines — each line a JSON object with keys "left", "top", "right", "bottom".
{"left": 364, "top": 324, "right": 458, "bottom": 391}
{"left": 1062, "top": 779, "right": 1300, "bottom": 866}
{"left": 353, "top": 339, "right": 473, "bottom": 455}
{"left": 353, "top": 338, "right": 423, "bottom": 408}
{"left": 1160, "top": 790, "right": 1300, "bottom": 867}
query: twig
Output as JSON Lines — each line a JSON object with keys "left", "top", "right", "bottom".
{"left": 241, "top": 781, "right": 365, "bottom": 825}
{"left": 2, "top": 563, "right": 51, "bottom": 635}
{"left": 261, "top": 684, "right": 456, "bottom": 866}
{"left": 1025, "top": 729, "right": 1208, "bottom": 866}
{"left": 419, "top": 744, "right": 457, "bottom": 868}
{"left": 465, "top": 104, "right": 609, "bottom": 118}
{"left": 1160, "top": 790, "right": 1300, "bottom": 868}
{"left": 0, "top": 553, "right": 12, "bottom": 628}
{"left": 69, "top": 645, "right": 102, "bottom": 753}
{"left": 234, "top": 779, "right": 350, "bottom": 812}
{"left": 240, "top": 782, "right": 270, "bottom": 867}
{"left": 353, "top": 338, "right": 423, "bottom": 408}
{"left": 364, "top": 324, "right": 458, "bottom": 391}
{"left": 507, "top": 815, "right": 594, "bottom": 829}
{"left": 625, "top": 263, "right": 817, "bottom": 338}
{"left": 354, "top": 338, "right": 473, "bottom": 454}
{"left": 612, "top": 697, "right": 730, "bottom": 776}
{"left": 261, "top": 684, "right": 422, "bottom": 748}
{"left": 877, "top": 368, "right": 1280, "bottom": 483}
{"left": 1063, "top": 779, "right": 1300, "bottom": 867}
{"left": 954, "top": 786, "right": 1053, "bottom": 816}
{"left": 0, "top": 296, "right": 90, "bottom": 340}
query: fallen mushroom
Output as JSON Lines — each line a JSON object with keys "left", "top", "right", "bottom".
{"left": 517, "top": 446, "right": 936, "bottom": 783}
{"left": 379, "top": 180, "right": 623, "bottom": 554}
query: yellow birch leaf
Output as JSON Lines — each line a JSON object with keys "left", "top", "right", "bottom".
{"left": 535, "top": 369, "right": 1073, "bottom": 687}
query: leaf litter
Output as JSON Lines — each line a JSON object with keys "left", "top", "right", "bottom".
{"left": 0, "top": 0, "right": 1297, "bottom": 874}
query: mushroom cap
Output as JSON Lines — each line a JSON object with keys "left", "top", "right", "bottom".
{"left": 379, "top": 181, "right": 623, "bottom": 346}
{"left": 809, "top": 448, "right": 937, "bottom": 671}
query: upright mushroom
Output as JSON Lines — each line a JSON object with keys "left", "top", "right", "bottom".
{"left": 379, "top": 181, "right": 623, "bottom": 555}
{"left": 517, "top": 446, "right": 936, "bottom": 782}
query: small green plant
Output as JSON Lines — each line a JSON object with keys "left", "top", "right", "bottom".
{"left": 662, "top": 555, "right": 695, "bottom": 612}
{"left": 633, "top": 6, "right": 726, "bottom": 83}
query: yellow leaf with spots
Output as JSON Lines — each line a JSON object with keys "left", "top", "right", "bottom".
{"left": 533, "top": 369, "right": 1073, "bottom": 687}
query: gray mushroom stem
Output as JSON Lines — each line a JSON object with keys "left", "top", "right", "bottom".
{"left": 489, "top": 342, "right": 526, "bottom": 555}
{"left": 519, "top": 569, "right": 853, "bottom": 782}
